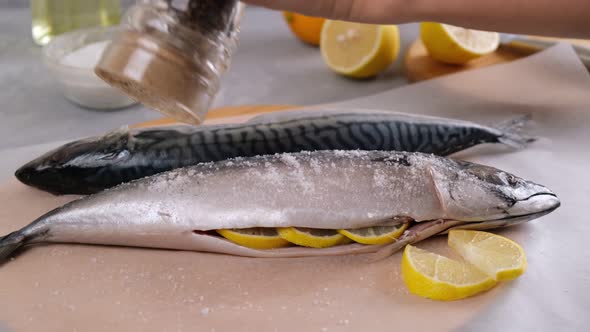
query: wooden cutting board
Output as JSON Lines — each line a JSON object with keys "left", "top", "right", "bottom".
{"left": 404, "top": 40, "right": 524, "bottom": 82}
{"left": 0, "top": 104, "right": 509, "bottom": 332}
{"left": 404, "top": 37, "right": 590, "bottom": 82}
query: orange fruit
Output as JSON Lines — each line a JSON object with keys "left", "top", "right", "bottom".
{"left": 283, "top": 12, "right": 325, "bottom": 46}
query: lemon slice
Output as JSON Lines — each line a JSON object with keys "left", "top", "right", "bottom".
{"left": 448, "top": 230, "right": 527, "bottom": 281}
{"left": 338, "top": 224, "right": 408, "bottom": 245}
{"left": 420, "top": 22, "right": 500, "bottom": 64}
{"left": 320, "top": 20, "right": 400, "bottom": 78}
{"left": 217, "top": 228, "right": 291, "bottom": 250}
{"left": 401, "top": 245, "right": 497, "bottom": 301}
{"left": 277, "top": 227, "right": 348, "bottom": 248}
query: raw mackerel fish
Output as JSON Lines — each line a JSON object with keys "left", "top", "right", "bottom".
{"left": 1, "top": 150, "right": 559, "bottom": 262}
{"left": 15, "top": 108, "right": 532, "bottom": 195}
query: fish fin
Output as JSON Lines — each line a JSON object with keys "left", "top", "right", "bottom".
{"left": 428, "top": 167, "right": 447, "bottom": 216}
{"left": 369, "top": 219, "right": 465, "bottom": 261}
{"left": 369, "top": 236, "right": 412, "bottom": 262}
{"left": 494, "top": 114, "right": 536, "bottom": 149}
{"left": 0, "top": 232, "right": 25, "bottom": 262}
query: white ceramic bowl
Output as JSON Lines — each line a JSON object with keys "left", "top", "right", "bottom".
{"left": 42, "top": 26, "right": 137, "bottom": 110}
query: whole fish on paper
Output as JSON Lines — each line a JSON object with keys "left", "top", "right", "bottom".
{"left": 0, "top": 150, "right": 559, "bottom": 263}
{"left": 15, "top": 108, "right": 533, "bottom": 195}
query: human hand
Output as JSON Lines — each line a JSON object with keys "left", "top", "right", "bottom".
{"left": 242, "top": 0, "right": 418, "bottom": 24}
{"left": 242, "top": 0, "right": 590, "bottom": 38}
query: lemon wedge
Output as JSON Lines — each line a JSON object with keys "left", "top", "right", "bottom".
{"left": 420, "top": 22, "right": 500, "bottom": 64}
{"left": 401, "top": 245, "right": 497, "bottom": 301}
{"left": 217, "top": 228, "right": 291, "bottom": 250}
{"left": 448, "top": 230, "right": 527, "bottom": 281}
{"left": 320, "top": 20, "right": 400, "bottom": 78}
{"left": 277, "top": 227, "right": 348, "bottom": 248}
{"left": 338, "top": 224, "right": 408, "bottom": 245}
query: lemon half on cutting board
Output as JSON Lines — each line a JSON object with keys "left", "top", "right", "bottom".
{"left": 320, "top": 20, "right": 400, "bottom": 78}
{"left": 420, "top": 22, "right": 500, "bottom": 64}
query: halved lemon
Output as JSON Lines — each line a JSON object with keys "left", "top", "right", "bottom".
{"left": 420, "top": 22, "right": 500, "bottom": 64}
{"left": 320, "top": 20, "right": 400, "bottom": 78}
{"left": 277, "top": 227, "right": 348, "bottom": 248}
{"left": 217, "top": 228, "right": 291, "bottom": 250}
{"left": 338, "top": 224, "right": 408, "bottom": 245}
{"left": 401, "top": 245, "right": 497, "bottom": 301}
{"left": 448, "top": 230, "right": 527, "bottom": 281}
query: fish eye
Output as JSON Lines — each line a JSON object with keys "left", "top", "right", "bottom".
{"left": 496, "top": 172, "right": 519, "bottom": 186}
{"left": 506, "top": 174, "right": 519, "bottom": 186}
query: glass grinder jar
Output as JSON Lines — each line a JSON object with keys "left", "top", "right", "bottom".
{"left": 95, "top": 0, "right": 245, "bottom": 124}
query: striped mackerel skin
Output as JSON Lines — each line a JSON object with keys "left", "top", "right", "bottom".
{"left": 131, "top": 110, "right": 501, "bottom": 159}
{"left": 16, "top": 109, "right": 522, "bottom": 194}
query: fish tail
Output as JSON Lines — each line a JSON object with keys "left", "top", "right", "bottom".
{"left": 494, "top": 114, "right": 536, "bottom": 148}
{"left": 0, "top": 231, "right": 25, "bottom": 262}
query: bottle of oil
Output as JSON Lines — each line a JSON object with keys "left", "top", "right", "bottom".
{"left": 30, "top": 0, "right": 122, "bottom": 46}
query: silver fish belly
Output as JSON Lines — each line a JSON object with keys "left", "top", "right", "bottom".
{"left": 15, "top": 108, "right": 533, "bottom": 195}
{"left": 0, "top": 150, "right": 559, "bottom": 262}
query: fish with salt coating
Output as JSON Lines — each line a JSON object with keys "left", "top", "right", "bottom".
{"left": 0, "top": 150, "right": 559, "bottom": 262}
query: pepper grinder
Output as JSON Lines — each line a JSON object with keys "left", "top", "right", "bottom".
{"left": 95, "top": 0, "right": 245, "bottom": 124}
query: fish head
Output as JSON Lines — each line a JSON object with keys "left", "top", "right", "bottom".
{"left": 434, "top": 160, "right": 560, "bottom": 226}
{"left": 15, "top": 128, "right": 131, "bottom": 195}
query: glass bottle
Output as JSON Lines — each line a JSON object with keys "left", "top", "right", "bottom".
{"left": 95, "top": 0, "right": 245, "bottom": 124}
{"left": 30, "top": 0, "right": 122, "bottom": 46}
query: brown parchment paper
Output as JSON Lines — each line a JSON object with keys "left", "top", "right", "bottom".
{"left": 1, "top": 43, "right": 589, "bottom": 332}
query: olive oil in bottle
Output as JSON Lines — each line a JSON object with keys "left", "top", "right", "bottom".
{"left": 30, "top": 0, "right": 122, "bottom": 45}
